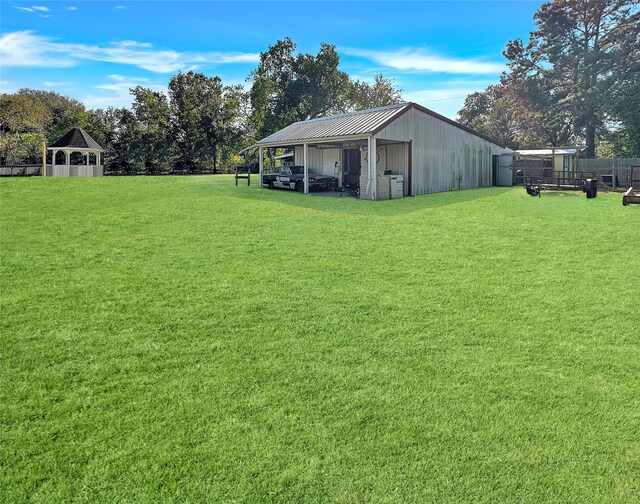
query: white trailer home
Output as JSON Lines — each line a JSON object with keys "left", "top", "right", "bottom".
{"left": 256, "top": 102, "right": 513, "bottom": 200}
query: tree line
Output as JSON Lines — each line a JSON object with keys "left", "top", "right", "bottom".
{"left": 457, "top": 0, "right": 640, "bottom": 157}
{"left": 2, "top": 0, "right": 638, "bottom": 171}
{"left": 0, "top": 38, "right": 402, "bottom": 173}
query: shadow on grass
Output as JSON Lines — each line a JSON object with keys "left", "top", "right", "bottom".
{"left": 535, "top": 191, "right": 589, "bottom": 198}
{"left": 214, "top": 184, "right": 514, "bottom": 216}
{"left": 529, "top": 190, "right": 621, "bottom": 203}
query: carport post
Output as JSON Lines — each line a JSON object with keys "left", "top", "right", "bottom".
{"left": 258, "top": 146, "right": 263, "bottom": 189}
{"left": 303, "top": 143, "right": 309, "bottom": 194}
{"left": 368, "top": 136, "right": 377, "bottom": 200}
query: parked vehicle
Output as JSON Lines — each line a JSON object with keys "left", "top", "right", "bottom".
{"left": 263, "top": 165, "right": 337, "bottom": 192}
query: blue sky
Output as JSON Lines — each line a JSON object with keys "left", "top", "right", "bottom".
{"left": 1, "top": 1, "right": 543, "bottom": 118}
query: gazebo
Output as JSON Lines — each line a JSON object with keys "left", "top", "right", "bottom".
{"left": 47, "top": 127, "right": 104, "bottom": 177}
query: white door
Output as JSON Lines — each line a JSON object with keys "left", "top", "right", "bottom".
{"left": 498, "top": 154, "right": 513, "bottom": 187}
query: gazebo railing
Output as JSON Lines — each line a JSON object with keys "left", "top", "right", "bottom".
{"left": 48, "top": 165, "right": 104, "bottom": 177}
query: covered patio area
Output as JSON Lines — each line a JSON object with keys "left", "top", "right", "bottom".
{"left": 258, "top": 138, "right": 410, "bottom": 199}
{"left": 255, "top": 104, "right": 413, "bottom": 200}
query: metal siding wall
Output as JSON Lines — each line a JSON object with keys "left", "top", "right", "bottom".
{"left": 294, "top": 146, "right": 325, "bottom": 174}
{"left": 377, "top": 108, "right": 509, "bottom": 195}
{"left": 378, "top": 146, "right": 387, "bottom": 174}
{"left": 385, "top": 144, "right": 408, "bottom": 195}
{"left": 321, "top": 148, "right": 340, "bottom": 177}
{"left": 308, "top": 147, "right": 323, "bottom": 173}
{"left": 359, "top": 146, "right": 385, "bottom": 178}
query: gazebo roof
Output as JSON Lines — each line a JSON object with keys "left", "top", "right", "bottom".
{"left": 50, "top": 127, "right": 103, "bottom": 150}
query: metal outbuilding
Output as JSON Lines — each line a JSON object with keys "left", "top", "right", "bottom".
{"left": 255, "top": 102, "right": 513, "bottom": 199}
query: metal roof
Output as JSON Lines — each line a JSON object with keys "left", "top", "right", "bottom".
{"left": 255, "top": 102, "right": 507, "bottom": 148}
{"left": 517, "top": 148, "right": 578, "bottom": 156}
{"left": 274, "top": 151, "right": 294, "bottom": 159}
{"left": 256, "top": 102, "right": 410, "bottom": 146}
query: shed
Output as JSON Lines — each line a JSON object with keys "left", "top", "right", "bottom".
{"left": 255, "top": 102, "right": 513, "bottom": 199}
{"left": 47, "top": 127, "right": 104, "bottom": 177}
{"left": 514, "top": 148, "right": 580, "bottom": 182}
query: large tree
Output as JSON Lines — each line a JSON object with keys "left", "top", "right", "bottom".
{"left": 249, "top": 39, "right": 404, "bottom": 142}
{"left": 603, "top": 61, "right": 640, "bottom": 155}
{"left": 14, "top": 89, "right": 87, "bottom": 142}
{"left": 288, "top": 43, "right": 352, "bottom": 119}
{"left": 459, "top": 0, "right": 639, "bottom": 156}
{"left": 458, "top": 85, "right": 520, "bottom": 149}
{"left": 508, "top": 0, "right": 639, "bottom": 157}
{"left": 131, "top": 86, "right": 170, "bottom": 173}
{"left": 349, "top": 74, "right": 403, "bottom": 110}
{"left": 169, "top": 71, "right": 208, "bottom": 168}
{"left": 248, "top": 38, "right": 297, "bottom": 141}
{"left": 0, "top": 89, "right": 93, "bottom": 164}
{"left": 212, "top": 84, "right": 245, "bottom": 172}
{"left": 100, "top": 108, "right": 142, "bottom": 174}
{"left": 0, "top": 93, "right": 51, "bottom": 164}
{"left": 0, "top": 93, "right": 51, "bottom": 135}
{"left": 168, "top": 71, "right": 240, "bottom": 171}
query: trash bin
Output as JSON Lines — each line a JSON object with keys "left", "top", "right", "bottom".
{"left": 583, "top": 179, "right": 598, "bottom": 199}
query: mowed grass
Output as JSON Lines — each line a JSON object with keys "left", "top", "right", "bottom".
{"left": 1, "top": 175, "right": 639, "bottom": 503}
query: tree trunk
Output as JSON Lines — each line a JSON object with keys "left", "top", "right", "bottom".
{"left": 585, "top": 122, "right": 596, "bottom": 159}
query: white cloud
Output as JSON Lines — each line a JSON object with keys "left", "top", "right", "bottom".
{"left": 0, "top": 31, "right": 75, "bottom": 67}
{"left": 114, "top": 40, "right": 153, "bottom": 49}
{"left": 115, "top": 5, "right": 127, "bottom": 10}
{"left": 14, "top": 5, "right": 50, "bottom": 13}
{"left": 0, "top": 80, "right": 17, "bottom": 93}
{"left": 94, "top": 75, "right": 152, "bottom": 92}
{"left": 81, "top": 75, "right": 165, "bottom": 109}
{"left": 0, "top": 31, "right": 260, "bottom": 73}
{"left": 43, "top": 81, "right": 69, "bottom": 87}
{"left": 343, "top": 47, "right": 504, "bottom": 75}
{"left": 404, "top": 86, "right": 488, "bottom": 119}
{"left": 404, "top": 88, "right": 480, "bottom": 104}
{"left": 66, "top": 6, "right": 78, "bottom": 11}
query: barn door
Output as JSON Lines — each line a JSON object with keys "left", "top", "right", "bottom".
{"left": 343, "top": 149, "right": 361, "bottom": 190}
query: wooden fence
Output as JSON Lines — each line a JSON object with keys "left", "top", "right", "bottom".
{"left": 515, "top": 158, "right": 640, "bottom": 191}
{"left": 578, "top": 158, "right": 640, "bottom": 170}
{"left": 0, "top": 165, "right": 222, "bottom": 177}
{"left": 576, "top": 158, "right": 640, "bottom": 190}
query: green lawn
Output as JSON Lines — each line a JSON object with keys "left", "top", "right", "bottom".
{"left": 1, "top": 175, "right": 639, "bottom": 503}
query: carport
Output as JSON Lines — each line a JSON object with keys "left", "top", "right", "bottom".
{"left": 256, "top": 104, "right": 412, "bottom": 199}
